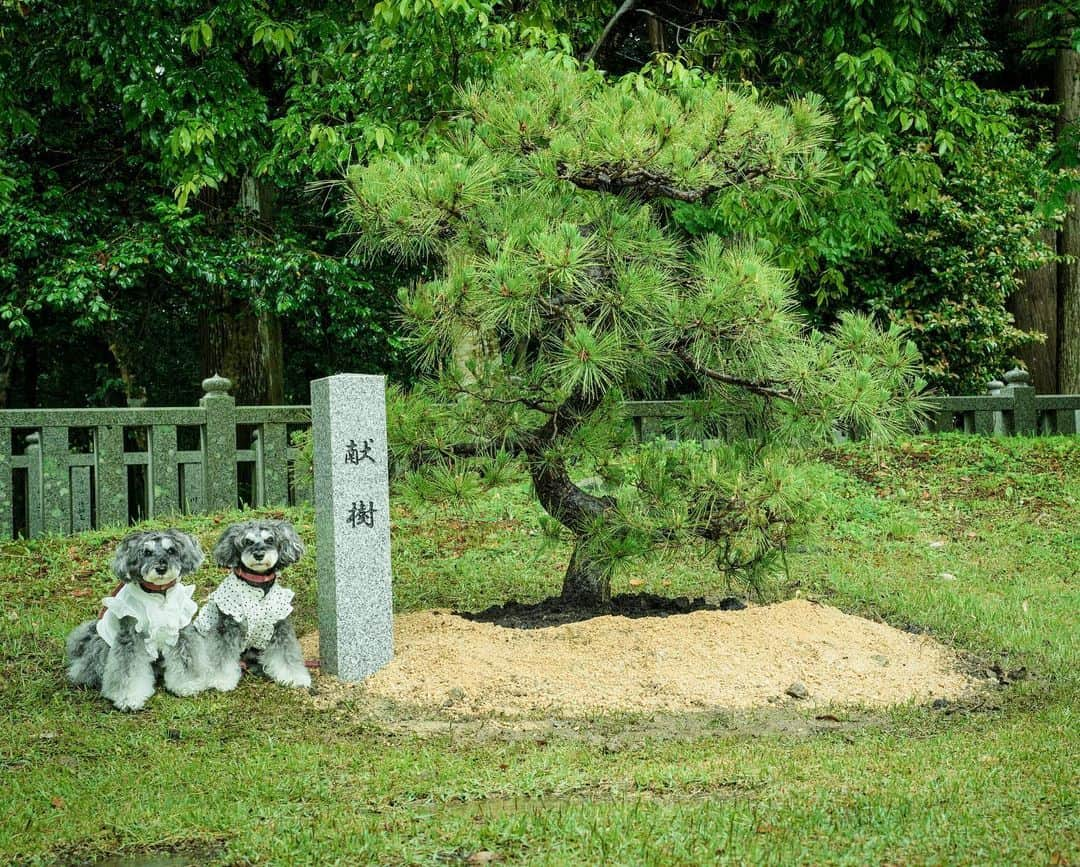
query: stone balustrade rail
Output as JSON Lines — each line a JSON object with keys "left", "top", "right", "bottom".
{"left": 0, "top": 369, "right": 1075, "bottom": 539}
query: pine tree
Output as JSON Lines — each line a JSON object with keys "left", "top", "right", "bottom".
{"left": 345, "top": 59, "right": 930, "bottom": 607}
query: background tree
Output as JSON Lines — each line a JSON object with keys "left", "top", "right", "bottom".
{"left": 0, "top": 0, "right": 520, "bottom": 405}
{"left": 347, "top": 61, "right": 929, "bottom": 606}
{"left": 1013, "top": 0, "right": 1080, "bottom": 391}
{"left": 583, "top": 0, "right": 1064, "bottom": 393}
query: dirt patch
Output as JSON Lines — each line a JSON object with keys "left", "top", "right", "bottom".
{"left": 300, "top": 599, "right": 979, "bottom": 718}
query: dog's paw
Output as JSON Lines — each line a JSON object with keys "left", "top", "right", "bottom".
{"left": 269, "top": 665, "right": 311, "bottom": 689}
{"left": 108, "top": 684, "right": 155, "bottom": 712}
{"left": 209, "top": 665, "right": 243, "bottom": 692}
{"left": 163, "top": 675, "right": 204, "bottom": 697}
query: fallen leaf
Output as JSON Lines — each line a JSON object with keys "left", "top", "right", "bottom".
{"left": 628, "top": 579, "right": 644, "bottom": 588}
{"left": 50, "top": 797, "right": 65, "bottom": 810}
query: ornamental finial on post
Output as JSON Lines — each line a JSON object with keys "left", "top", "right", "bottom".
{"left": 1003, "top": 368, "right": 1031, "bottom": 387}
{"left": 201, "top": 373, "right": 233, "bottom": 397}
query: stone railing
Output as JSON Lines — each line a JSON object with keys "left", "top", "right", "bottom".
{"left": 3, "top": 368, "right": 1076, "bottom": 540}
{"left": 625, "top": 369, "right": 1080, "bottom": 442}
{"left": 0, "top": 376, "right": 311, "bottom": 540}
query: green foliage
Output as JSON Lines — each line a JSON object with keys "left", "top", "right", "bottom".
{"left": 0, "top": 0, "right": 534, "bottom": 401}
{"left": 347, "top": 59, "right": 931, "bottom": 595}
{"left": 667, "top": 0, "right": 1064, "bottom": 391}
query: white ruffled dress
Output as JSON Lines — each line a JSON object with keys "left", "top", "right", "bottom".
{"left": 96, "top": 582, "right": 199, "bottom": 659}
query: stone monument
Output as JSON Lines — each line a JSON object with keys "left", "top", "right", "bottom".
{"left": 311, "top": 374, "right": 393, "bottom": 681}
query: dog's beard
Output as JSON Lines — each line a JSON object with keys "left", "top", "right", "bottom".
{"left": 241, "top": 549, "right": 279, "bottom": 574}
{"left": 140, "top": 564, "right": 181, "bottom": 585}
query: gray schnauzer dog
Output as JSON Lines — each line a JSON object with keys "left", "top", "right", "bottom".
{"left": 193, "top": 519, "right": 310, "bottom": 691}
{"left": 65, "top": 530, "right": 205, "bottom": 711}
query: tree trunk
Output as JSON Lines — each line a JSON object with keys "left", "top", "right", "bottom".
{"left": 200, "top": 302, "right": 284, "bottom": 405}
{"left": 1056, "top": 45, "right": 1080, "bottom": 392}
{"left": 561, "top": 543, "right": 612, "bottom": 606}
{"left": 0, "top": 344, "right": 14, "bottom": 408}
{"left": 1009, "top": 228, "right": 1058, "bottom": 392}
{"left": 450, "top": 328, "right": 500, "bottom": 386}
{"left": 108, "top": 337, "right": 147, "bottom": 402}
{"left": 197, "top": 174, "right": 285, "bottom": 405}
{"left": 646, "top": 13, "right": 665, "bottom": 57}
{"left": 523, "top": 407, "right": 615, "bottom": 606}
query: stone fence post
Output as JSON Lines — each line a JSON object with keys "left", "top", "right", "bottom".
{"left": 25, "top": 432, "right": 42, "bottom": 538}
{"left": 1001, "top": 368, "right": 1036, "bottom": 436}
{"left": 200, "top": 374, "right": 237, "bottom": 512}
{"left": 986, "top": 379, "right": 1006, "bottom": 436}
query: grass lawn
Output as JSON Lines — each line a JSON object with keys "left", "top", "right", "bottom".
{"left": 0, "top": 435, "right": 1077, "bottom": 865}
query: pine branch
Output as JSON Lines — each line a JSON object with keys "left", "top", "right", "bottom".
{"left": 584, "top": 0, "right": 641, "bottom": 63}
{"left": 556, "top": 161, "right": 775, "bottom": 202}
{"left": 674, "top": 345, "right": 794, "bottom": 400}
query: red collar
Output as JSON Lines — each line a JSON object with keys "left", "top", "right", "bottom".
{"left": 98, "top": 579, "right": 173, "bottom": 618}
{"left": 139, "top": 579, "right": 176, "bottom": 595}
{"left": 234, "top": 567, "right": 277, "bottom": 586}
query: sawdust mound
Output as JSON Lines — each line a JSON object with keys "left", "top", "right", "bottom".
{"left": 301, "top": 599, "right": 977, "bottom": 717}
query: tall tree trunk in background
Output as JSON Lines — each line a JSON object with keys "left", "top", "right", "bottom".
{"left": 0, "top": 345, "right": 14, "bottom": 408}
{"left": 200, "top": 306, "right": 284, "bottom": 404}
{"left": 108, "top": 337, "right": 148, "bottom": 403}
{"left": 1056, "top": 45, "right": 1080, "bottom": 392}
{"left": 198, "top": 175, "right": 285, "bottom": 405}
{"left": 1009, "top": 228, "right": 1058, "bottom": 392}
{"left": 646, "top": 11, "right": 665, "bottom": 57}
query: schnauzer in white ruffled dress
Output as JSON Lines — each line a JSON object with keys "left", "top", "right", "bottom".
{"left": 65, "top": 530, "right": 206, "bottom": 711}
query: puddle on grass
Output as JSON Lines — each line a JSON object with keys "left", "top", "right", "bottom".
{"left": 93, "top": 856, "right": 202, "bottom": 867}
{"left": 69, "top": 842, "right": 224, "bottom": 867}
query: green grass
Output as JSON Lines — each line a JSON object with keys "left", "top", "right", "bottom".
{"left": 1, "top": 435, "right": 1077, "bottom": 865}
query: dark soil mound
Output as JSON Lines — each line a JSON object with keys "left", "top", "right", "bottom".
{"left": 457, "top": 592, "right": 747, "bottom": 629}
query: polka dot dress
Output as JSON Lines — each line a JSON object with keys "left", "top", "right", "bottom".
{"left": 195, "top": 573, "right": 295, "bottom": 650}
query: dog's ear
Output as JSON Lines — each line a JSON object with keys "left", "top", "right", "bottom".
{"left": 270, "top": 520, "right": 305, "bottom": 567}
{"left": 111, "top": 532, "right": 151, "bottom": 581}
{"left": 164, "top": 529, "right": 204, "bottom": 575}
{"left": 212, "top": 523, "right": 248, "bottom": 568}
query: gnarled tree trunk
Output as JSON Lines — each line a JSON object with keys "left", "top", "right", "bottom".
{"left": 523, "top": 405, "right": 615, "bottom": 606}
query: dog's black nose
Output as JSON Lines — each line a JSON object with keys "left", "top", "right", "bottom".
{"left": 155, "top": 564, "right": 168, "bottom": 574}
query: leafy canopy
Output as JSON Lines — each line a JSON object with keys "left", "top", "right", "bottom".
{"left": 664, "top": 0, "right": 1063, "bottom": 391}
